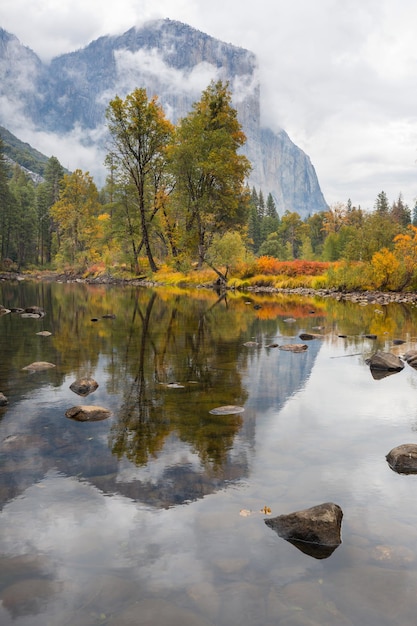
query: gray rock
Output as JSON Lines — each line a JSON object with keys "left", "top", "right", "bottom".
{"left": 265, "top": 502, "right": 343, "bottom": 559}
{"left": 0, "top": 392, "right": 8, "bottom": 406}
{"left": 69, "top": 377, "right": 99, "bottom": 397}
{"left": 365, "top": 350, "right": 404, "bottom": 372}
{"left": 65, "top": 406, "right": 111, "bottom": 422}
{"left": 386, "top": 444, "right": 417, "bottom": 474}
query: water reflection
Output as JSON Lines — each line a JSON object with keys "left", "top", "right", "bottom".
{"left": 3, "top": 282, "right": 417, "bottom": 624}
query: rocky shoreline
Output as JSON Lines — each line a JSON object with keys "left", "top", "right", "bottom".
{"left": 2, "top": 271, "right": 417, "bottom": 305}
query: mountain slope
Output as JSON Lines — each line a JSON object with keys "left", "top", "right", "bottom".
{"left": 0, "top": 125, "right": 49, "bottom": 179}
{"left": 0, "top": 19, "right": 328, "bottom": 217}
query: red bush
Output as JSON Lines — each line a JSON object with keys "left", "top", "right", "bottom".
{"left": 255, "top": 257, "right": 330, "bottom": 277}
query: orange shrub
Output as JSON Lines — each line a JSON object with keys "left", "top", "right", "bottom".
{"left": 254, "top": 257, "right": 330, "bottom": 277}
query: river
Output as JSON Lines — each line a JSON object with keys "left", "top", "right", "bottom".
{"left": 1, "top": 280, "right": 417, "bottom": 625}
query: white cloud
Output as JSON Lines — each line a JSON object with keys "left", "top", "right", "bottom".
{"left": 112, "top": 48, "right": 220, "bottom": 102}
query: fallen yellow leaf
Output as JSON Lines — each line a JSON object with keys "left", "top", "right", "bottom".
{"left": 260, "top": 506, "right": 271, "bottom": 515}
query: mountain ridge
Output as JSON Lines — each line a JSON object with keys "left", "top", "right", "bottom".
{"left": 0, "top": 19, "right": 328, "bottom": 217}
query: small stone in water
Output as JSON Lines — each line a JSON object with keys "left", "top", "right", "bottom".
{"left": 209, "top": 405, "right": 245, "bottom": 415}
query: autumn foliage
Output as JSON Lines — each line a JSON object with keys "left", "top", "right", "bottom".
{"left": 252, "top": 257, "right": 330, "bottom": 277}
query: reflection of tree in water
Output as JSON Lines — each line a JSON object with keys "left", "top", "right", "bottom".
{"left": 109, "top": 291, "right": 248, "bottom": 473}
{"left": 111, "top": 292, "right": 171, "bottom": 465}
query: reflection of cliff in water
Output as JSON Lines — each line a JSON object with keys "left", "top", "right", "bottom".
{"left": 0, "top": 396, "right": 255, "bottom": 510}
{"left": 0, "top": 283, "right": 324, "bottom": 510}
{"left": 243, "top": 338, "right": 323, "bottom": 413}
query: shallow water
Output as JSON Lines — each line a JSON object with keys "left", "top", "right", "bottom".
{"left": 1, "top": 281, "right": 417, "bottom": 624}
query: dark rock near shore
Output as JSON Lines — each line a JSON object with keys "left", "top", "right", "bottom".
{"left": 386, "top": 444, "right": 417, "bottom": 474}
{"left": 0, "top": 392, "right": 8, "bottom": 406}
{"left": 265, "top": 502, "right": 343, "bottom": 559}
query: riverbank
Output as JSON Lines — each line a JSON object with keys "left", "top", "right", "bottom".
{"left": 2, "top": 271, "right": 417, "bottom": 305}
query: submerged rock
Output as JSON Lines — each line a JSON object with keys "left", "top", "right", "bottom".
{"left": 69, "top": 377, "right": 99, "bottom": 397}
{"left": 265, "top": 502, "right": 343, "bottom": 559}
{"left": 386, "top": 444, "right": 417, "bottom": 474}
{"left": 20, "top": 306, "right": 46, "bottom": 319}
{"left": 279, "top": 344, "right": 308, "bottom": 352}
{"left": 0, "top": 577, "right": 59, "bottom": 619}
{"left": 65, "top": 405, "right": 111, "bottom": 422}
{"left": 299, "top": 333, "right": 322, "bottom": 340}
{"left": 0, "top": 392, "right": 8, "bottom": 406}
{"left": 209, "top": 405, "right": 245, "bottom": 415}
{"left": 22, "top": 361, "right": 56, "bottom": 371}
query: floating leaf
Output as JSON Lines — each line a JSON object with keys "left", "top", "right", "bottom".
{"left": 260, "top": 506, "right": 272, "bottom": 515}
{"left": 240, "top": 509, "right": 252, "bottom": 517}
{"left": 209, "top": 405, "right": 245, "bottom": 415}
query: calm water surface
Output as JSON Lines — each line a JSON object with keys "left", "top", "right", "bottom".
{"left": 1, "top": 281, "right": 417, "bottom": 625}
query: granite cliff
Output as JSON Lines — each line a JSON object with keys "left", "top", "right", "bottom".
{"left": 0, "top": 19, "right": 327, "bottom": 217}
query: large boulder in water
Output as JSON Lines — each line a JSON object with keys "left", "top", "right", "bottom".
{"left": 265, "top": 502, "right": 343, "bottom": 559}
{"left": 386, "top": 444, "right": 417, "bottom": 474}
{"left": 365, "top": 351, "right": 404, "bottom": 372}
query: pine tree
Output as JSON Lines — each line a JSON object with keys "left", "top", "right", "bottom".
{"left": 266, "top": 192, "right": 278, "bottom": 219}
{"left": 36, "top": 156, "right": 65, "bottom": 264}
{"left": 0, "top": 139, "right": 14, "bottom": 263}
{"left": 374, "top": 191, "right": 390, "bottom": 215}
{"left": 391, "top": 193, "right": 410, "bottom": 228}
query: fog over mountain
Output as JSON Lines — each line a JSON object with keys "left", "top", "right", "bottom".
{"left": 0, "top": 19, "right": 328, "bottom": 217}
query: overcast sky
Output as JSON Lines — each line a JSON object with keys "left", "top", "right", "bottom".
{"left": 1, "top": 0, "right": 417, "bottom": 210}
